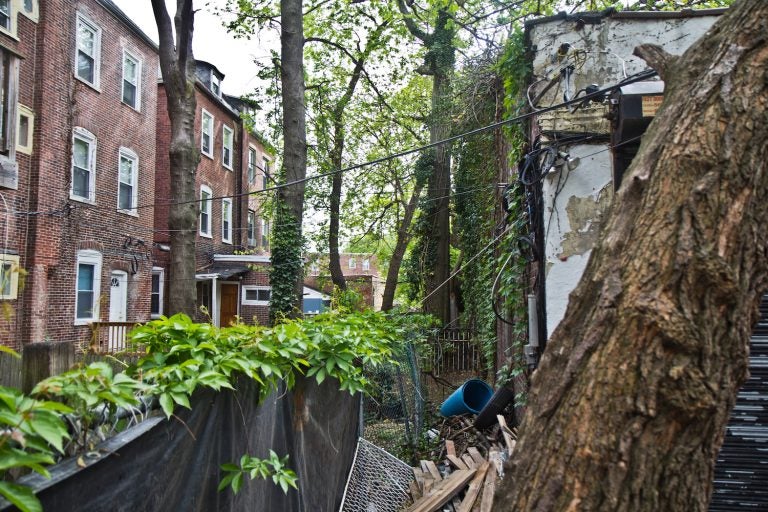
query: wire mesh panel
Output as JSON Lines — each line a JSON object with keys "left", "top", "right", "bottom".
{"left": 339, "top": 438, "right": 415, "bottom": 512}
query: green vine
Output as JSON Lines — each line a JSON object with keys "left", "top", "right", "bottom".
{"left": 269, "top": 202, "right": 305, "bottom": 323}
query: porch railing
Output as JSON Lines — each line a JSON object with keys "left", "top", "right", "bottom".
{"left": 89, "top": 322, "right": 141, "bottom": 354}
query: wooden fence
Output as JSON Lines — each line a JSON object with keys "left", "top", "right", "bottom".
{"left": 0, "top": 351, "right": 22, "bottom": 388}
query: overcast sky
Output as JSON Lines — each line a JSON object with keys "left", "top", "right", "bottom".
{"left": 112, "top": 0, "right": 278, "bottom": 97}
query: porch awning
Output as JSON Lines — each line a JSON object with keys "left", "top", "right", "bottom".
{"left": 197, "top": 264, "right": 250, "bottom": 280}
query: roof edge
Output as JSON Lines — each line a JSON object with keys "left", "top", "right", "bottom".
{"left": 96, "top": 0, "right": 159, "bottom": 51}
{"left": 524, "top": 7, "right": 727, "bottom": 29}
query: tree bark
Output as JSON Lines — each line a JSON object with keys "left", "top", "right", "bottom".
{"left": 270, "top": 0, "right": 308, "bottom": 321}
{"left": 498, "top": 2, "right": 768, "bottom": 510}
{"left": 152, "top": 0, "right": 199, "bottom": 317}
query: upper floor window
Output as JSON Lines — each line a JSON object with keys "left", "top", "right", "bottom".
{"left": 0, "top": 1, "right": 10, "bottom": 31}
{"left": 222, "top": 125, "right": 233, "bottom": 169}
{"left": 201, "top": 109, "right": 213, "bottom": 158}
{"left": 248, "top": 147, "right": 256, "bottom": 184}
{"left": 0, "top": 254, "right": 19, "bottom": 300}
{"left": 122, "top": 50, "right": 141, "bottom": 110}
{"left": 118, "top": 148, "right": 138, "bottom": 213}
{"left": 261, "top": 219, "right": 269, "bottom": 250}
{"left": 71, "top": 127, "right": 96, "bottom": 203}
{"left": 16, "top": 105, "right": 33, "bottom": 155}
{"left": 76, "top": 13, "right": 101, "bottom": 89}
{"left": 199, "top": 185, "right": 212, "bottom": 237}
{"left": 23, "top": 0, "right": 33, "bottom": 14}
{"left": 348, "top": 258, "right": 356, "bottom": 269}
{"left": 0, "top": 48, "right": 19, "bottom": 189}
{"left": 75, "top": 250, "right": 102, "bottom": 324}
{"left": 210, "top": 72, "right": 220, "bottom": 96}
{"left": 247, "top": 210, "right": 256, "bottom": 246}
{"left": 362, "top": 259, "right": 370, "bottom": 271}
{"left": 222, "top": 198, "right": 232, "bottom": 244}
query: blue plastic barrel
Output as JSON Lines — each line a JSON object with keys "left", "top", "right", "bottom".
{"left": 439, "top": 379, "right": 493, "bottom": 417}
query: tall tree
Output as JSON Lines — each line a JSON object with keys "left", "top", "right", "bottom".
{"left": 151, "top": 0, "right": 199, "bottom": 316}
{"left": 498, "top": 1, "right": 768, "bottom": 509}
{"left": 269, "top": 0, "right": 308, "bottom": 321}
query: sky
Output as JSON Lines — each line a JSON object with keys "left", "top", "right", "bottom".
{"left": 112, "top": 0, "right": 278, "bottom": 97}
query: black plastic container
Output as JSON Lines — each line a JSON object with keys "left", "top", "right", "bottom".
{"left": 473, "top": 384, "right": 515, "bottom": 430}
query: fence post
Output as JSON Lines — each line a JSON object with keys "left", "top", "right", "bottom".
{"left": 22, "top": 341, "right": 75, "bottom": 393}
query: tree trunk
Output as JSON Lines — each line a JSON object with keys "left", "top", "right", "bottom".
{"left": 498, "top": 2, "right": 768, "bottom": 510}
{"left": 270, "top": 0, "right": 307, "bottom": 321}
{"left": 381, "top": 180, "right": 425, "bottom": 310}
{"left": 152, "top": 0, "right": 199, "bottom": 317}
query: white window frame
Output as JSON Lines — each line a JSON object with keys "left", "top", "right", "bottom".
{"left": 0, "top": 254, "right": 19, "bottom": 300}
{"left": 0, "top": 0, "right": 11, "bottom": 34}
{"left": 71, "top": 127, "right": 96, "bottom": 203}
{"left": 16, "top": 104, "right": 33, "bottom": 155}
{"left": 222, "top": 125, "right": 233, "bottom": 170}
{"left": 74, "top": 249, "right": 102, "bottom": 325}
{"left": 221, "top": 197, "right": 232, "bottom": 244}
{"left": 248, "top": 146, "right": 256, "bottom": 184}
{"left": 247, "top": 209, "right": 256, "bottom": 247}
{"left": 261, "top": 218, "right": 269, "bottom": 249}
{"left": 210, "top": 70, "right": 220, "bottom": 96}
{"left": 362, "top": 259, "right": 370, "bottom": 271}
{"left": 151, "top": 267, "right": 164, "bottom": 318}
{"left": 201, "top": 109, "right": 213, "bottom": 158}
{"left": 241, "top": 285, "right": 271, "bottom": 306}
{"left": 121, "top": 49, "right": 142, "bottom": 111}
{"left": 348, "top": 258, "right": 356, "bottom": 269}
{"left": 199, "top": 184, "right": 212, "bottom": 237}
{"left": 75, "top": 12, "right": 101, "bottom": 90}
{"left": 117, "top": 147, "right": 138, "bottom": 215}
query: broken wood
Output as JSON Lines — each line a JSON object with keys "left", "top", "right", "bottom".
{"left": 406, "top": 469, "right": 477, "bottom": 512}
{"left": 497, "top": 414, "right": 516, "bottom": 453}
{"left": 423, "top": 460, "right": 442, "bottom": 481}
{"left": 457, "top": 461, "right": 490, "bottom": 512}
{"left": 446, "top": 439, "right": 456, "bottom": 457}
{"left": 462, "top": 454, "right": 477, "bottom": 469}
{"left": 478, "top": 466, "right": 496, "bottom": 512}
{"left": 447, "top": 454, "right": 469, "bottom": 470}
{"left": 467, "top": 447, "right": 485, "bottom": 466}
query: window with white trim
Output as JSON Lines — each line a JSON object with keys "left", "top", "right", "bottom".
{"left": 0, "top": 254, "right": 19, "bottom": 300}
{"left": 242, "top": 285, "right": 271, "bottom": 306}
{"left": 201, "top": 109, "right": 213, "bottom": 158}
{"left": 118, "top": 147, "right": 138, "bottom": 213}
{"left": 199, "top": 185, "right": 212, "bottom": 237}
{"left": 247, "top": 210, "right": 256, "bottom": 246}
{"left": 261, "top": 219, "right": 269, "bottom": 250}
{"left": 362, "top": 259, "right": 370, "bottom": 271}
{"left": 348, "top": 257, "right": 356, "bottom": 269}
{"left": 222, "top": 198, "right": 232, "bottom": 244}
{"left": 222, "top": 125, "right": 233, "bottom": 169}
{"left": 75, "top": 13, "right": 101, "bottom": 88}
{"left": 16, "top": 105, "right": 33, "bottom": 155}
{"left": 262, "top": 158, "right": 270, "bottom": 189}
{"left": 310, "top": 262, "right": 319, "bottom": 276}
{"left": 75, "top": 250, "right": 102, "bottom": 324}
{"left": 151, "top": 268, "right": 163, "bottom": 318}
{"left": 122, "top": 50, "right": 141, "bottom": 110}
{"left": 210, "top": 71, "right": 220, "bottom": 96}
{"left": 71, "top": 127, "right": 96, "bottom": 202}
{"left": 0, "top": 47, "right": 19, "bottom": 188}
{"left": 248, "top": 147, "right": 256, "bottom": 184}
{"left": 0, "top": 1, "right": 10, "bottom": 31}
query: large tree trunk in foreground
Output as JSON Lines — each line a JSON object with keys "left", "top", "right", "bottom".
{"left": 152, "top": 0, "right": 199, "bottom": 317}
{"left": 499, "top": 2, "right": 768, "bottom": 510}
{"left": 270, "top": 0, "right": 308, "bottom": 322}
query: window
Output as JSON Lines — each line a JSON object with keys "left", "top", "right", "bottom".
{"left": 16, "top": 105, "right": 33, "bottom": 155}
{"left": 23, "top": 0, "right": 33, "bottom": 13}
{"left": 197, "top": 280, "right": 212, "bottom": 312}
{"left": 0, "top": 1, "right": 10, "bottom": 31}
{"left": 248, "top": 147, "right": 256, "bottom": 184}
{"left": 122, "top": 50, "right": 141, "bottom": 110}
{"left": 0, "top": 47, "right": 19, "bottom": 188}
{"left": 118, "top": 148, "right": 138, "bottom": 213}
{"left": 76, "top": 13, "right": 101, "bottom": 88}
{"left": 210, "top": 71, "right": 220, "bottom": 96}
{"left": 222, "top": 125, "right": 233, "bottom": 169}
{"left": 242, "top": 286, "right": 271, "bottom": 306}
{"left": 247, "top": 210, "right": 256, "bottom": 246}
{"left": 151, "top": 268, "right": 163, "bottom": 318}
{"left": 201, "top": 109, "right": 213, "bottom": 158}
{"left": 0, "top": 254, "right": 19, "bottom": 300}
{"left": 75, "top": 250, "right": 102, "bottom": 324}
{"left": 71, "top": 127, "right": 96, "bottom": 202}
{"left": 349, "top": 258, "right": 356, "bottom": 269}
{"left": 199, "top": 185, "right": 212, "bottom": 237}
{"left": 362, "top": 259, "right": 370, "bottom": 271}
{"left": 222, "top": 198, "right": 232, "bottom": 244}
{"left": 261, "top": 219, "right": 269, "bottom": 250}
{"left": 310, "top": 263, "right": 319, "bottom": 276}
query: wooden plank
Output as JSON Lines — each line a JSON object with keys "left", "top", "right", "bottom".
{"left": 424, "top": 460, "right": 442, "bottom": 481}
{"left": 409, "top": 480, "right": 422, "bottom": 502}
{"left": 413, "top": 467, "right": 425, "bottom": 493}
{"left": 462, "top": 454, "right": 477, "bottom": 469}
{"left": 457, "top": 461, "right": 490, "bottom": 512}
{"left": 467, "top": 447, "right": 486, "bottom": 466}
{"left": 406, "top": 469, "right": 477, "bottom": 512}
{"left": 478, "top": 467, "right": 496, "bottom": 512}
{"left": 446, "top": 439, "right": 457, "bottom": 457}
{"left": 447, "top": 454, "right": 469, "bottom": 470}
{"left": 497, "top": 415, "right": 516, "bottom": 453}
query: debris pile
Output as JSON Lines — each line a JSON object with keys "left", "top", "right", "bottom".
{"left": 405, "top": 414, "right": 516, "bottom": 512}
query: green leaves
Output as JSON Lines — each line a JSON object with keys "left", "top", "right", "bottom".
{"left": 0, "top": 481, "right": 42, "bottom": 512}
{"left": 219, "top": 451, "right": 298, "bottom": 496}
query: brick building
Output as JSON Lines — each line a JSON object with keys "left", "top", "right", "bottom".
{"left": 154, "top": 61, "right": 274, "bottom": 329}
{"left": 305, "top": 253, "right": 384, "bottom": 310}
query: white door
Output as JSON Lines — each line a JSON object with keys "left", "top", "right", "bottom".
{"left": 108, "top": 271, "right": 128, "bottom": 350}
